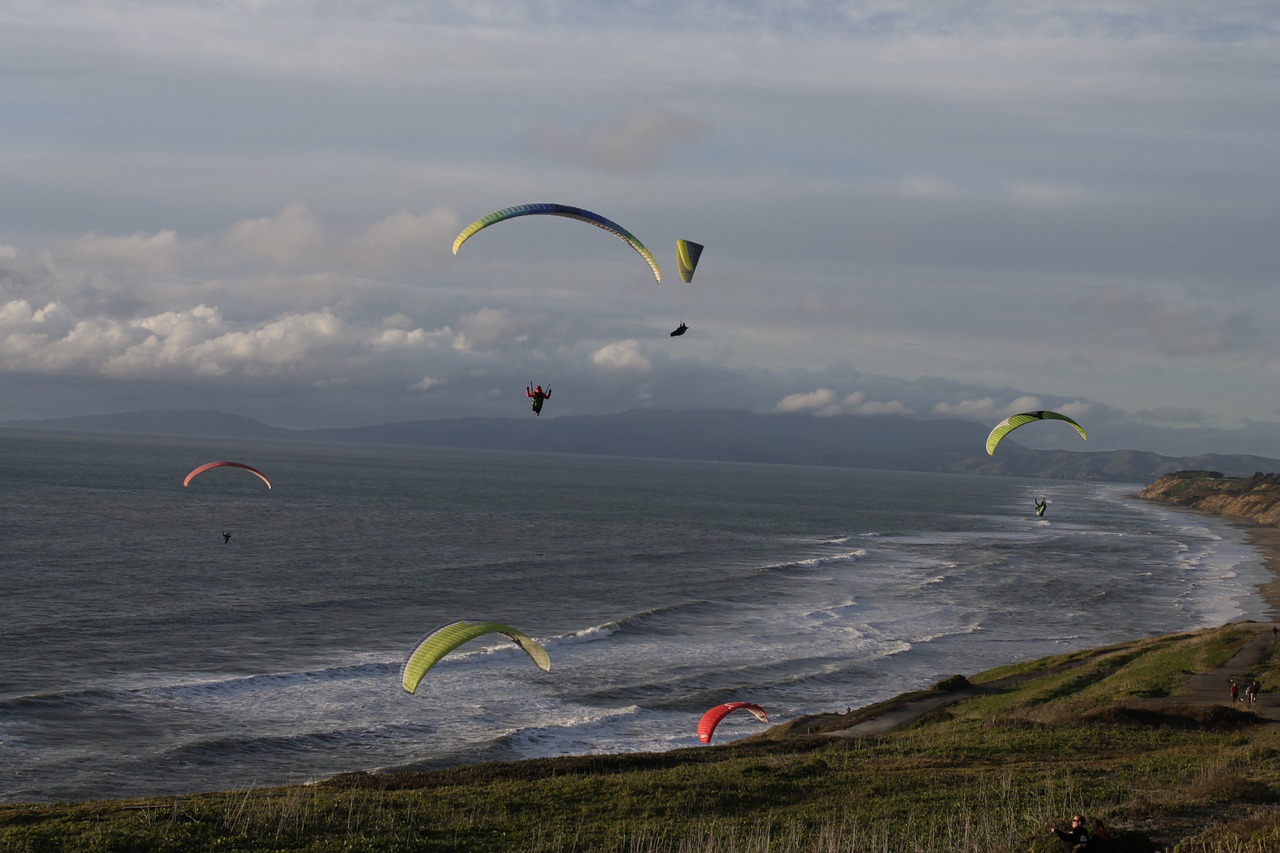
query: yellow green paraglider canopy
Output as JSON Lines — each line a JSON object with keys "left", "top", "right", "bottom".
{"left": 675, "top": 239, "right": 703, "bottom": 283}
{"left": 400, "top": 619, "right": 550, "bottom": 694}
{"left": 985, "top": 411, "right": 1087, "bottom": 456}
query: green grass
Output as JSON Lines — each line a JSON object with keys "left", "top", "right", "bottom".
{"left": 5, "top": 624, "right": 1280, "bottom": 852}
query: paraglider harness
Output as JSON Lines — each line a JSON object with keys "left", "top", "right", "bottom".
{"left": 670, "top": 322, "right": 688, "bottom": 337}
{"left": 527, "top": 383, "right": 551, "bottom": 416}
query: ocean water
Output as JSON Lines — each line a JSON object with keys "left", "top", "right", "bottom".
{"left": 0, "top": 429, "right": 1271, "bottom": 803}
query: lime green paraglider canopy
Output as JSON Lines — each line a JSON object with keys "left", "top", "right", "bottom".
{"left": 400, "top": 620, "right": 551, "bottom": 694}
{"left": 985, "top": 411, "right": 1087, "bottom": 456}
{"left": 452, "top": 203, "right": 661, "bottom": 284}
{"left": 675, "top": 239, "right": 703, "bottom": 284}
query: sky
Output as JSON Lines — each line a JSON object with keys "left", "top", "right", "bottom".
{"left": 1, "top": 1, "right": 1279, "bottom": 456}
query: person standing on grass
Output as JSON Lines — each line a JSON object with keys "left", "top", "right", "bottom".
{"left": 1049, "top": 814, "right": 1090, "bottom": 852}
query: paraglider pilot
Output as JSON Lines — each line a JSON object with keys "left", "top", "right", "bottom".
{"left": 670, "top": 322, "right": 688, "bottom": 337}
{"left": 527, "top": 384, "right": 551, "bottom": 416}
{"left": 1035, "top": 499, "right": 1048, "bottom": 517}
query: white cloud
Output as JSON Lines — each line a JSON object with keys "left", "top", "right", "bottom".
{"left": 591, "top": 339, "right": 652, "bottom": 373}
{"left": 843, "top": 391, "right": 912, "bottom": 415}
{"left": 452, "top": 307, "right": 515, "bottom": 352}
{"left": 1002, "top": 396, "right": 1045, "bottom": 417}
{"left": 776, "top": 388, "right": 913, "bottom": 416}
{"left": 224, "top": 203, "right": 324, "bottom": 266}
{"left": 63, "top": 229, "right": 184, "bottom": 271}
{"left": 344, "top": 208, "right": 459, "bottom": 272}
{"left": 1056, "top": 400, "right": 1093, "bottom": 421}
{"left": 775, "top": 388, "right": 837, "bottom": 413}
{"left": 0, "top": 296, "right": 461, "bottom": 385}
{"left": 931, "top": 397, "right": 1005, "bottom": 421}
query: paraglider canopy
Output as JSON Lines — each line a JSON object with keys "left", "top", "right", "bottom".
{"left": 675, "top": 239, "right": 703, "bottom": 284}
{"left": 985, "top": 411, "right": 1087, "bottom": 456}
{"left": 697, "top": 701, "right": 769, "bottom": 744}
{"left": 452, "top": 203, "right": 662, "bottom": 284}
{"left": 400, "top": 619, "right": 551, "bottom": 694}
{"left": 183, "top": 461, "right": 272, "bottom": 489}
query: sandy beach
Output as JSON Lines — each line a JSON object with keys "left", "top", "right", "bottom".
{"left": 1241, "top": 523, "right": 1280, "bottom": 620}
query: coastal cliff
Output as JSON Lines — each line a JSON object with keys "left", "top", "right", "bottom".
{"left": 1139, "top": 470, "right": 1280, "bottom": 526}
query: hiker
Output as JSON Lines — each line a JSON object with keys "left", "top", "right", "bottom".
{"left": 1230, "top": 679, "right": 1240, "bottom": 704}
{"left": 1048, "top": 813, "right": 1090, "bottom": 852}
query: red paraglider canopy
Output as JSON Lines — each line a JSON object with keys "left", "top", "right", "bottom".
{"left": 183, "top": 461, "right": 272, "bottom": 489}
{"left": 697, "top": 701, "right": 768, "bottom": 744}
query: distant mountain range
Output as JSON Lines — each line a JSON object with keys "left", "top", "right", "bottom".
{"left": 5, "top": 409, "right": 1280, "bottom": 483}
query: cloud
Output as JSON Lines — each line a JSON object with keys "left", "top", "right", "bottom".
{"left": 0, "top": 297, "right": 460, "bottom": 384}
{"left": 532, "top": 105, "right": 710, "bottom": 173}
{"left": 63, "top": 229, "right": 184, "bottom": 271}
{"left": 931, "top": 397, "right": 1005, "bottom": 421}
{"left": 1066, "top": 288, "right": 1264, "bottom": 358}
{"left": 452, "top": 307, "right": 515, "bottom": 352}
{"left": 775, "top": 388, "right": 837, "bottom": 413}
{"left": 1054, "top": 400, "right": 1093, "bottom": 421}
{"left": 224, "top": 203, "right": 325, "bottom": 266}
{"left": 775, "top": 388, "right": 911, "bottom": 416}
{"left": 842, "top": 391, "right": 912, "bottom": 416}
{"left": 930, "top": 394, "right": 1094, "bottom": 430}
{"left": 343, "top": 208, "right": 459, "bottom": 274}
{"left": 591, "top": 339, "right": 652, "bottom": 373}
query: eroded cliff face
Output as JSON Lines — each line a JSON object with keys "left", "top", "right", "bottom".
{"left": 1139, "top": 471, "right": 1280, "bottom": 526}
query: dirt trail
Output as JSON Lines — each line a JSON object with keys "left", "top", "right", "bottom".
{"left": 796, "top": 624, "right": 1280, "bottom": 739}
{"left": 1176, "top": 626, "right": 1280, "bottom": 720}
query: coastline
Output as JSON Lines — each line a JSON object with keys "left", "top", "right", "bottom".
{"left": 1243, "top": 522, "right": 1280, "bottom": 621}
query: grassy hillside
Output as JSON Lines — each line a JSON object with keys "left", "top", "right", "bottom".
{"left": 5, "top": 624, "right": 1280, "bottom": 851}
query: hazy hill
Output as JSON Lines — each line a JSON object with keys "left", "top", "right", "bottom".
{"left": 6, "top": 409, "right": 1280, "bottom": 483}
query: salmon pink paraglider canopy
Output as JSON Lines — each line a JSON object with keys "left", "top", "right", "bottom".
{"left": 697, "top": 701, "right": 768, "bottom": 744}
{"left": 182, "top": 461, "right": 272, "bottom": 489}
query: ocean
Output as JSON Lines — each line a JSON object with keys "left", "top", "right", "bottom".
{"left": 0, "top": 429, "right": 1271, "bottom": 803}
